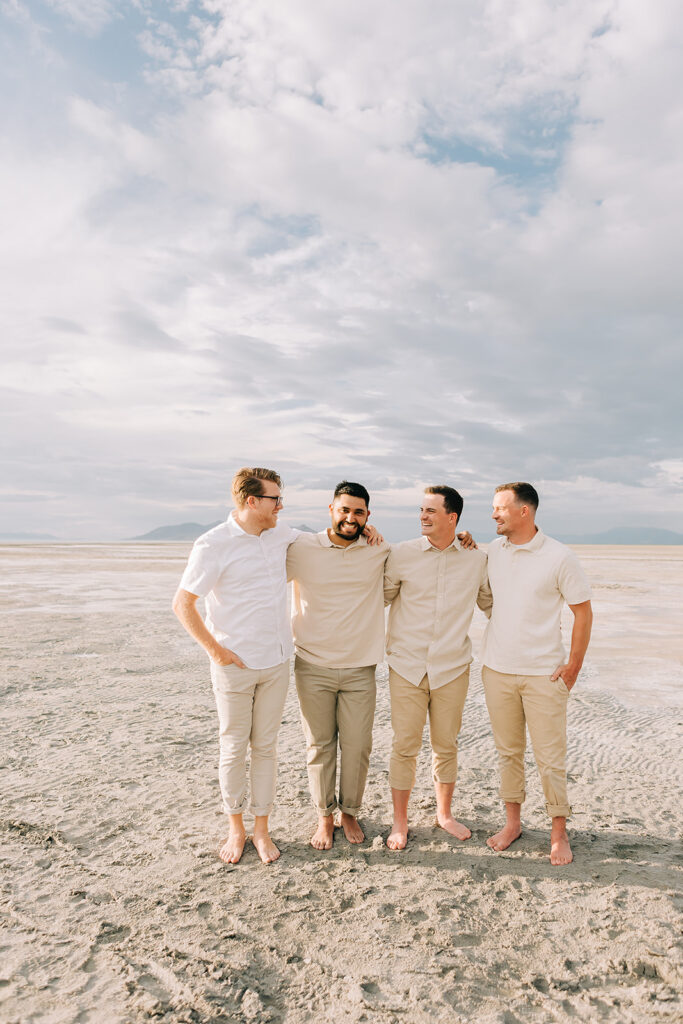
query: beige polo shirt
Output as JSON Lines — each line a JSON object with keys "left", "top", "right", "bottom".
{"left": 384, "top": 535, "right": 492, "bottom": 689}
{"left": 287, "top": 531, "right": 390, "bottom": 668}
{"left": 482, "top": 529, "right": 592, "bottom": 675}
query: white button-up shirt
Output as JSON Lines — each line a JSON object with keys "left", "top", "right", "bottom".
{"left": 179, "top": 513, "right": 296, "bottom": 669}
{"left": 482, "top": 529, "right": 592, "bottom": 675}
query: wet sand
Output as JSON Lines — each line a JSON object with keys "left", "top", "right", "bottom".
{"left": 1, "top": 543, "right": 681, "bottom": 1023}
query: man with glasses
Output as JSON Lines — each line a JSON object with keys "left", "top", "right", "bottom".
{"left": 173, "top": 467, "right": 293, "bottom": 865}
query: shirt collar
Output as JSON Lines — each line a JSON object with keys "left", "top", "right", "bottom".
{"left": 227, "top": 511, "right": 247, "bottom": 535}
{"left": 226, "top": 510, "right": 274, "bottom": 540}
{"left": 502, "top": 528, "right": 545, "bottom": 551}
{"left": 420, "top": 534, "right": 461, "bottom": 552}
{"left": 319, "top": 529, "right": 368, "bottom": 549}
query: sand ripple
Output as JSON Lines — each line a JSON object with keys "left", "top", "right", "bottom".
{"left": 1, "top": 544, "right": 681, "bottom": 1023}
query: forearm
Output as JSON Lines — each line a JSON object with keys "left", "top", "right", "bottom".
{"left": 567, "top": 603, "right": 593, "bottom": 670}
{"left": 172, "top": 591, "right": 222, "bottom": 659}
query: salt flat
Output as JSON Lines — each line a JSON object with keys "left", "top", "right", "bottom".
{"left": 1, "top": 543, "right": 681, "bottom": 1023}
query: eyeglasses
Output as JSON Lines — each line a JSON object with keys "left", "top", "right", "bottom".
{"left": 257, "top": 494, "right": 283, "bottom": 507}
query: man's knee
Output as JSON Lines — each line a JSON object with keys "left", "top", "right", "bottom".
{"left": 218, "top": 737, "right": 249, "bottom": 765}
{"left": 432, "top": 749, "right": 458, "bottom": 782}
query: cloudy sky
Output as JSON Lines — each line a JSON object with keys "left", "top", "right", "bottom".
{"left": 2, "top": 0, "right": 681, "bottom": 540}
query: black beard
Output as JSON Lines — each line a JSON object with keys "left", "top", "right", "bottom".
{"left": 333, "top": 521, "right": 363, "bottom": 541}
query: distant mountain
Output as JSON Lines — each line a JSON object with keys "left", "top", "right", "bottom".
{"left": 558, "top": 527, "right": 683, "bottom": 545}
{"left": 131, "top": 521, "right": 317, "bottom": 541}
{"left": 131, "top": 522, "right": 221, "bottom": 541}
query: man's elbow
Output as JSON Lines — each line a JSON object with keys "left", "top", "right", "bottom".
{"left": 572, "top": 600, "right": 593, "bottom": 628}
{"left": 172, "top": 588, "right": 190, "bottom": 618}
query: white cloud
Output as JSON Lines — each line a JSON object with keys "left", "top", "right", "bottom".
{"left": 0, "top": 0, "right": 681, "bottom": 538}
{"left": 43, "top": 0, "right": 116, "bottom": 35}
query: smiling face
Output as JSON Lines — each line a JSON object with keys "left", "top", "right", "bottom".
{"left": 250, "top": 484, "right": 283, "bottom": 531}
{"left": 420, "top": 492, "right": 458, "bottom": 548}
{"left": 491, "top": 488, "right": 534, "bottom": 542}
{"left": 328, "top": 492, "right": 369, "bottom": 545}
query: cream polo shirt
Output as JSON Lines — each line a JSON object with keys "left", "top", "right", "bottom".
{"left": 287, "top": 531, "right": 390, "bottom": 669}
{"left": 179, "top": 513, "right": 296, "bottom": 670}
{"left": 482, "top": 529, "right": 592, "bottom": 675}
{"left": 384, "top": 535, "right": 493, "bottom": 689}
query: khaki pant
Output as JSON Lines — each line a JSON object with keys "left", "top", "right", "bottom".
{"left": 210, "top": 659, "right": 290, "bottom": 817}
{"left": 389, "top": 668, "right": 470, "bottom": 790}
{"left": 294, "top": 656, "right": 376, "bottom": 817}
{"left": 482, "top": 665, "right": 571, "bottom": 818}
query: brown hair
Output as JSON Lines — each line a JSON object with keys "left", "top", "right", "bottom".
{"left": 495, "top": 482, "right": 539, "bottom": 510}
{"left": 231, "top": 467, "right": 282, "bottom": 507}
{"left": 425, "top": 485, "right": 463, "bottom": 518}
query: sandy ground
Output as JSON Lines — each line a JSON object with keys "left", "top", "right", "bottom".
{"left": 1, "top": 542, "right": 682, "bottom": 1024}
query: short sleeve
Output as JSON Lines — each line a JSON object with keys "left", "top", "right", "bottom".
{"left": 477, "top": 558, "right": 493, "bottom": 616}
{"left": 383, "top": 547, "right": 401, "bottom": 605}
{"left": 557, "top": 551, "right": 592, "bottom": 605}
{"left": 179, "top": 535, "right": 223, "bottom": 597}
{"left": 286, "top": 538, "right": 299, "bottom": 582}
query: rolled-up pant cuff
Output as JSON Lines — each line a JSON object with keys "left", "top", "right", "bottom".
{"left": 222, "top": 799, "right": 248, "bottom": 816}
{"left": 250, "top": 803, "right": 275, "bottom": 817}
{"left": 315, "top": 800, "right": 338, "bottom": 816}
{"left": 501, "top": 791, "right": 526, "bottom": 804}
{"left": 338, "top": 802, "right": 361, "bottom": 816}
{"left": 389, "top": 767, "right": 416, "bottom": 790}
{"left": 546, "top": 803, "right": 571, "bottom": 819}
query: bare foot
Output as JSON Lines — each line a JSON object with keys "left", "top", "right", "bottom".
{"left": 387, "top": 821, "right": 408, "bottom": 851}
{"left": 435, "top": 815, "right": 471, "bottom": 841}
{"left": 219, "top": 831, "right": 247, "bottom": 864}
{"left": 310, "top": 815, "right": 335, "bottom": 850}
{"left": 252, "top": 832, "right": 281, "bottom": 864}
{"left": 487, "top": 824, "right": 522, "bottom": 852}
{"left": 340, "top": 813, "right": 365, "bottom": 843}
{"left": 550, "top": 829, "right": 573, "bottom": 866}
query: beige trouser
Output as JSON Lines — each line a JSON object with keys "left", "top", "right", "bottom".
{"left": 389, "top": 668, "right": 470, "bottom": 790}
{"left": 210, "top": 659, "right": 290, "bottom": 817}
{"left": 294, "top": 656, "right": 376, "bottom": 817}
{"left": 482, "top": 665, "right": 571, "bottom": 819}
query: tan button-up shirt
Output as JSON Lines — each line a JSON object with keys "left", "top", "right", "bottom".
{"left": 384, "top": 535, "right": 492, "bottom": 689}
{"left": 287, "top": 531, "right": 390, "bottom": 668}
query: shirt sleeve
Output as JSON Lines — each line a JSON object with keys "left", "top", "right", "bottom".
{"left": 383, "top": 547, "right": 401, "bottom": 605}
{"left": 557, "top": 551, "right": 592, "bottom": 605}
{"left": 286, "top": 533, "right": 304, "bottom": 582}
{"left": 476, "top": 559, "right": 493, "bottom": 618}
{"left": 179, "top": 535, "right": 223, "bottom": 597}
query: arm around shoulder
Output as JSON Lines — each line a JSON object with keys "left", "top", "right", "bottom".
{"left": 383, "top": 548, "right": 401, "bottom": 606}
{"left": 476, "top": 563, "right": 493, "bottom": 618}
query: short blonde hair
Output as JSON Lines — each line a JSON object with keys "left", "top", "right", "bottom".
{"left": 231, "top": 467, "right": 282, "bottom": 507}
